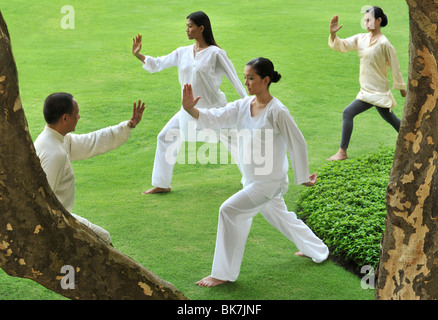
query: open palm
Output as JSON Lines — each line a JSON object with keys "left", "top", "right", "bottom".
{"left": 330, "top": 15, "right": 343, "bottom": 34}
{"left": 132, "top": 34, "right": 142, "bottom": 55}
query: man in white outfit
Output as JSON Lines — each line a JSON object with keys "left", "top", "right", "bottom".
{"left": 34, "top": 92, "right": 145, "bottom": 245}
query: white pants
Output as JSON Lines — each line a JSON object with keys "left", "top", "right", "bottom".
{"left": 151, "top": 109, "right": 237, "bottom": 188}
{"left": 72, "top": 213, "right": 112, "bottom": 245}
{"left": 210, "top": 181, "right": 329, "bottom": 282}
{"left": 151, "top": 112, "right": 180, "bottom": 188}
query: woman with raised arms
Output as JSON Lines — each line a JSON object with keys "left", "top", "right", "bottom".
{"left": 132, "top": 11, "right": 247, "bottom": 194}
{"left": 328, "top": 6, "right": 406, "bottom": 160}
{"left": 182, "top": 57, "right": 329, "bottom": 287}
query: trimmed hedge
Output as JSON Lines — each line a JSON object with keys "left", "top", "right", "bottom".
{"left": 297, "top": 147, "right": 394, "bottom": 271}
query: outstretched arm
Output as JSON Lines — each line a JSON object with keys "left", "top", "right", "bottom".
{"left": 68, "top": 99, "right": 146, "bottom": 161}
{"left": 216, "top": 50, "right": 247, "bottom": 99}
{"left": 182, "top": 84, "right": 201, "bottom": 119}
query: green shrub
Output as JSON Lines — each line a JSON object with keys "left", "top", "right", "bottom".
{"left": 297, "top": 147, "right": 395, "bottom": 271}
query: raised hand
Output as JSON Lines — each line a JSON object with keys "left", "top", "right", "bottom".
{"left": 132, "top": 34, "right": 143, "bottom": 56}
{"left": 128, "top": 100, "right": 146, "bottom": 128}
{"left": 330, "top": 15, "right": 343, "bottom": 39}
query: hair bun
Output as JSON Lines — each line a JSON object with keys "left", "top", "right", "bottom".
{"left": 369, "top": 6, "right": 388, "bottom": 27}
{"left": 381, "top": 13, "right": 388, "bottom": 27}
{"left": 272, "top": 71, "right": 282, "bottom": 83}
{"left": 246, "top": 57, "right": 281, "bottom": 86}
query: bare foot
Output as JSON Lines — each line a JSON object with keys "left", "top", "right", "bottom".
{"left": 196, "top": 276, "right": 228, "bottom": 287}
{"left": 327, "top": 148, "right": 348, "bottom": 161}
{"left": 142, "top": 187, "right": 171, "bottom": 194}
{"left": 295, "top": 251, "right": 310, "bottom": 259}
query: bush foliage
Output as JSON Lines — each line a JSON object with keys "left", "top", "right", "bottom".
{"left": 297, "top": 147, "right": 395, "bottom": 271}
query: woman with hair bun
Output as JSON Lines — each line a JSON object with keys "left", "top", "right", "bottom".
{"left": 182, "top": 57, "right": 329, "bottom": 287}
{"left": 328, "top": 6, "right": 406, "bottom": 161}
{"left": 132, "top": 11, "right": 247, "bottom": 193}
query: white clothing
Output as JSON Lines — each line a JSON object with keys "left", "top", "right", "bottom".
{"left": 197, "top": 96, "right": 310, "bottom": 187}
{"left": 150, "top": 114, "right": 237, "bottom": 188}
{"left": 34, "top": 121, "right": 132, "bottom": 243}
{"left": 212, "top": 183, "right": 329, "bottom": 282}
{"left": 141, "top": 44, "right": 247, "bottom": 188}
{"left": 329, "top": 33, "right": 405, "bottom": 111}
{"left": 151, "top": 112, "right": 180, "bottom": 188}
{"left": 195, "top": 96, "right": 329, "bottom": 281}
{"left": 143, "top": 45, "right": 247, "bottom": 106}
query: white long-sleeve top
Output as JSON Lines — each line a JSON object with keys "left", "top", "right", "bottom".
{"left": 34, "top": 121, "right": 132, "bottom": 212}
{"left": 329, "top": 33, "right": 405, "bottom": 111}
{"left": 196, "top": 96, "right": 310, "bottom": 194}
{"left": 142, "top": 45, "right": 247, "bottom": 140}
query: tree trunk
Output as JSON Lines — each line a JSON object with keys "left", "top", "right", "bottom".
{"left": 376, "top": 0, "right": 438, "bottom": 299}
{"left": 0, "top": 11, "right": 187, "bottom": 300}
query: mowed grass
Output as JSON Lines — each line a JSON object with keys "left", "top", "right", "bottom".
{"left": 0, "top": 0, "right": 408, "bottom": 300}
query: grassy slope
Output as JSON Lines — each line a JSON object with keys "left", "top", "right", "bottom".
{"left": 0, "top": 0, "right": 408, "bottom": 300}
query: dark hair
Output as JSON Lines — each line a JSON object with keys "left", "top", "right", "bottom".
{"left": 367, "top": 6, "right": 388, "bottom": 27}
{"left": 43, "top": 92, "right": 74, "bottom": 124}
{"left": 187, "top": 11, "right": 218, "bottom": 47}
{"left": 246, "top": 57, "right": 281, "bottom": 86}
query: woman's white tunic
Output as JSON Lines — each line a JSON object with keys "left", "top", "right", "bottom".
{"left": 196, "top": 96, "right": 310, "bottom": 196}
{"left": 329, "top": 33, "right": 405, "bottom": 111}
{"left": 142, "top": 45, "right": 247, "bottom": 138}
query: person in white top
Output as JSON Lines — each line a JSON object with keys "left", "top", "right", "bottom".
{"left": 132, "top": 11, "right": 247, "bottom": 194}
{"left": 328, "top": 7, "right": 406, "bottom": 161}
{"left": 182, "top": 57, "right": 329, "bottom": 287}
{"left": 34, "top": 92, "right": 145, "bottom": 245}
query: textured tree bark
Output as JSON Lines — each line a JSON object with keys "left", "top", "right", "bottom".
{"left": 376, "top": 0, "right": 438, "bottom": 299}
{"left": 0, "top": 11, "right": 187, "bottom": 300}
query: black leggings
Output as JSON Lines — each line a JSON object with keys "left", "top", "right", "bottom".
{"left": 340, "top": 99, "right": 401, "bottom": 149}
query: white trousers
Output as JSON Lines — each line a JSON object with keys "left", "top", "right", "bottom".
{"left": 151, "top": 110, "right": 237, "bottom": 188}
{"left": 151, "top": 112, "right": 180, "bottom": 188}
{"left": 72, "top": 213, "right": 112, "bottom": 245}
{"left": 210, "top": 181, "right": 329, "bottom": 282}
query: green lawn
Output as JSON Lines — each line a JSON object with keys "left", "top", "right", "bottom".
{"left": 0, "top": 0, "right": 408, "bottom": 300}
